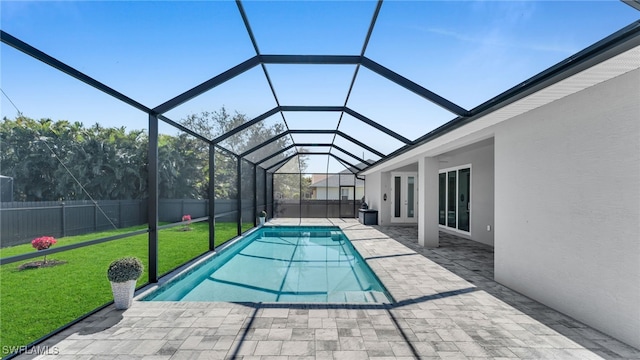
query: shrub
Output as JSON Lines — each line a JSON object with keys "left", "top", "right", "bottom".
{"left": 31, "top": 236, "right": 57, "bottom": 251}
{"left": 181, "top": 214, "right": 192, "bottom": 231}
{"left": 31, "top": 236, "right": 57, "bottom": 264}
{"left": 107, "top": 257, "right": 144, "bottom": 283}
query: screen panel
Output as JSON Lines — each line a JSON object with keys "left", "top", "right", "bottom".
{"left": 240, "top": 159, "right": 256, "bottom": 232}
{"left": 273, "top": 173, "right": 301, "bottom": 218}
{"left": 242, "top": 1, "right": 378, "bottom": 55}
{"left": 214, "top": 147, "right": 238, "bottom": 244}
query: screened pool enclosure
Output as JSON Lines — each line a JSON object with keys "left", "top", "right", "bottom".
{"left": 1, "top": 1, "right": 639, "bottom": 354}
{"left": 2, "top": 1, "right": 639, "bottom": 281}
{"left": 1, "top": 0, "right": 478, "bottom": 282}
{"left": 1, "top": 1, "right": 637, "bottom": 272}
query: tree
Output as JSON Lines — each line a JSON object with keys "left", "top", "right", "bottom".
{"left": 1, "top": 116, "right": 148, "bottom": 201}
{"left": 178, "top": 107, "right": 300, "bottom": 199}
{"left": 0, "top": 107, "right": 304, "bottom": 202}
{"left": 157, "top": 132, "right": 208, "bottom": 199}
{"left": 62, "top": 123, "right": 147, "bottom": 200}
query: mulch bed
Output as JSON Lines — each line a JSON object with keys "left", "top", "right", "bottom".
{"left": 18, "top": 259, "right": 67, "bottom": 271}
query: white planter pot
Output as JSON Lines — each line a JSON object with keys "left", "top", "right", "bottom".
{"left": 259, "top": 217, "right": 265, "bottom": 226}
{"left": 110, "top": 280, "right": 136, "bottom": 309}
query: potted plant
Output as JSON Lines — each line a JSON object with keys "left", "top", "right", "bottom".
{"left": 258, "top": 210, "right": 267, "bottom": 226}
{"left": 107, "top": 257, "right": 143, "bottom": 310}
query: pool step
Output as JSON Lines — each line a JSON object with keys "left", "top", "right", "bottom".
{"left": 328, "top": 291, "right": 389, "bottom": 303}
{"left": 263, "top": 230, "right": 334, "bottom": 238}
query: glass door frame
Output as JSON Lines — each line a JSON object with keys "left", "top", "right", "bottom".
{"left": 390, "top": 172, "right": 418, "bottom": 223}
{"left": 438, "top": 164, "right": 472, "bottom": 235}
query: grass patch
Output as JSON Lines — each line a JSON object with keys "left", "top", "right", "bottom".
{"left": 0, "top": 221, "right": 254, "bottom": 356}
{"left": 0, "top": 225, "right": 149, "bottom": 259}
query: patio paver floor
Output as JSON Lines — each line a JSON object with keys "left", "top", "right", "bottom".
{"left": 20, "top": 218, "right": 640, "bottom": 359}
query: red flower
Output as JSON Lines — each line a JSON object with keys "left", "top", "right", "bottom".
{"left": 32, "top": 236, "right": 57, "bottom": 251}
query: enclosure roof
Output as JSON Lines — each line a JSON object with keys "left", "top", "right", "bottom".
{"left": 1, "top": 1, "right": 639, "bottom": 174}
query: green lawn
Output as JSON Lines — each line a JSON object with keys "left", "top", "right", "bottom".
{"left": 0, "top": 221, "right": 254, "bottom": 356}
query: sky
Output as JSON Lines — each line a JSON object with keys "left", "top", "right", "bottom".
{"left": 1, "top": 0, "right": 639, "bottom": 173}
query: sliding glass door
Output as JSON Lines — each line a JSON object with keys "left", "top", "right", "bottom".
{"left": 439, "top": 173, "right": 446, "bottom": 225}
{"left": 439, "top": 166, "right": 471, "bottom": 233}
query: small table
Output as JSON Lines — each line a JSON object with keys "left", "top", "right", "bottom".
{"left": 358, "top": 209, "right": 378, "bottom": 225}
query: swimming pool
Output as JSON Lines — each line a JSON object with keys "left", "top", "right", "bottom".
{"left": 143, "top": 226, "right": 391, "bottom": 303}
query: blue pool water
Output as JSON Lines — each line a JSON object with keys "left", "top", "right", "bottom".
{"left": 143, "top": 226, "right": 391, "bottom": 303}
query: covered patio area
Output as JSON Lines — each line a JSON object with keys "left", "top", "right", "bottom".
{"left": 22, "top": 219, "right": 639, "bottom": 359}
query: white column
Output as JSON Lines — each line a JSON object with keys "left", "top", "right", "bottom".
{"left": 418, "top": 156, "right": 439, "bottom": 248}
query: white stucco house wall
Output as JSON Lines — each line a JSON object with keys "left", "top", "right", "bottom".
{"left": 360, "top": 30, "right": 640, "bottom": 349}
{"left": 310, "top": 172, "right": 365, "bottom": 200}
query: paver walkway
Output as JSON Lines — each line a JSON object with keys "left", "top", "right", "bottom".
{"left": 21, "top": 218, "right": 640, "bottom": 359}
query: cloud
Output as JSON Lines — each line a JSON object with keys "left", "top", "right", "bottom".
{"left": 404, "top": 1, "right": 576, "bottom": 55}
{"left": 412, "top": 26, "right": 576, "bottom": 55}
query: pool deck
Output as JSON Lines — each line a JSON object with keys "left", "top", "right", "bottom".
{"left": 21, "top": 218, "right": 640, "bottom": 360}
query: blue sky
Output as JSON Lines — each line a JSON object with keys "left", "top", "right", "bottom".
{"left": 1, "top": 0, "right": 639, "bottom": 172}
